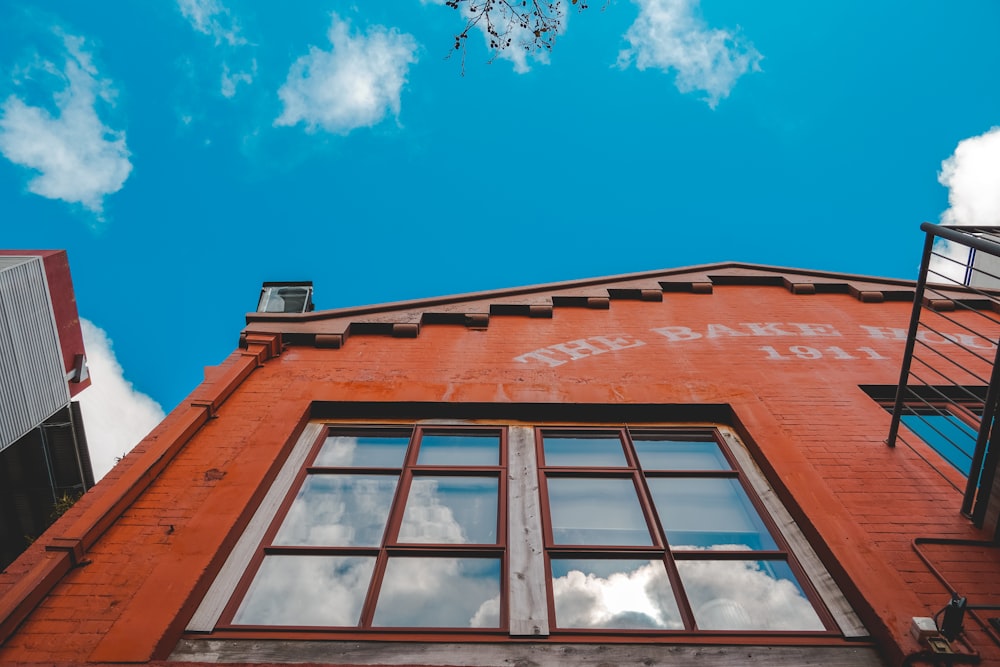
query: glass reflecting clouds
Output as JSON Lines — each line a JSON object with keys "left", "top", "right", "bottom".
{"left": 372, "top": 557, "right": 501, "bottom": 627}
{"left": 315, "top": 434, "right": 409, "bottom": 467}
{"left": 676, "top": 559, "right": 825, "bottom": 630}
{"left": 417, "top": 434, "right": 499, "bottom": 466}
{"left": 548, "top": 477, "right": 651, "bottom": 545}
{"left": 234, "top": 555, "right": 375, "bottom": 626}
{"left": 551, "top": 559, "right": 681, "bottom": 629}
{"left": 543, "top": 435, "right": 627, "bottom": 467}
{"left": 398, "top": 476, "right": 498, "bottom": 544}
{"left": 648, "top": 477, "right": 776, "bottom": 550}
{"left": 274, "top": 474, "right": 396, "bottom": 546}
{"left": 633, "top": 438, "right": 731, "bottom": 471}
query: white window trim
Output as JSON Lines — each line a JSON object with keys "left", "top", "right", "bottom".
{"left": 186, "top": 422, "right": 325, "bottom": 632}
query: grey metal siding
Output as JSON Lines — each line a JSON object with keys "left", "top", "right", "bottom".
{"left": 0, "top": 257, "right": 69, "bottom": 452}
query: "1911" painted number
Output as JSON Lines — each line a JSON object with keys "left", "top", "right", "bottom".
{"left": 759, "top": 345, "right": 888, "bottom": 360}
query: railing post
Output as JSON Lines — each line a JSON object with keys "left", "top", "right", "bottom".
{"left": 969, "top": 356, "right": 1000, "bottom": 520}
{"left": 887, "top": 230, "right": 936, "bottom": 448}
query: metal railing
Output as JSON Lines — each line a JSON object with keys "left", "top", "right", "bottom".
{"left": 888, "top": 224, "right": 1000, "bottom": 525}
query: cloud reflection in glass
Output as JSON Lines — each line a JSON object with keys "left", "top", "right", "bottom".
{"left": 233, "top": 555, "right": 375, "bottom": 626}
{"left": 274, "top": 474, "right": 397, "bottom": 547}
{"left": 677, "top": 559, "right": 825, "bottom": 630}
{"left": 372, "top": 557, "right": 502, "bottom": 627}
{"left": 398, "top": 476, "right": 498, "bottom": 544}
{"left": 551, "top": 559, "right": 681, "bottom": 629}
{"left": 551, "top": 558, "right": 823, "bottom": 631}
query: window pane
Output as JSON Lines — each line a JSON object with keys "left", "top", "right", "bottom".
{"left": 676, "top": 559, "right": 824, "bottom": 631}
{"left": 398, "top": 476, "right": 498, "bottom": 544}
{"left": 274, "top": 474, "right": 396, "bottom": 547}
{"left": 633, "top": 438, "right": 731, "bottom": 471}
{"left": 315, "top": 434, "right": 409, "bottom": 467}
{"left": 372, "top": 557, "right": 502, "bottom": 627}
{"left": 648, "top": 477, "right": 777, "bottom": 551}
{"left": 547, "top": 477, "right": 652, "bottom": 545}
{"left": 417, "top": 434, "right": 499, "bottom": 466}
{"left": 901, "top": 414, "right": 977, "bottom": 475}
{"left": 233, "top": 555, "right": 375, "bottom": 626}
{"left": 542, "top": 435, "right": 628, "bottom": 467}
{"left": 550, "top": 558, "right": 682, "bottom": 629}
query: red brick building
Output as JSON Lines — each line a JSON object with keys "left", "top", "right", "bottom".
{"left": 1, "top": 260, "right": 999, "bottom": 667}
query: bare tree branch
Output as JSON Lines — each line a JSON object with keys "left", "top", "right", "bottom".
{"left": 446, "top": 0, "right": 589, "bottom": 67}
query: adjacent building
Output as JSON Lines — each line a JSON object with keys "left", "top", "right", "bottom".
{"left": 0, "top": 250, "right": 93, "bottom": 570}
{"left": 1, "top": 242, "right": 999, "bottom": 666}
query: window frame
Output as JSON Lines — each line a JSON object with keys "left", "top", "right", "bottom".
{"left": 215, "top": 424, "right": 509, "bottom": 633}
{"left": 536, "top": 426, "right": 837, "bottom": 635}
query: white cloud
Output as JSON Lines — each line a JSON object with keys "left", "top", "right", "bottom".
{"left": 0, "top": 33, "right": 131, "bottom": 214}
{"left": 77, "top": 319, "right": 165, "bottom": 481}
{"left": 275, "top": 15, "right": 418, "bottom": 134}
{"left": 221, "top": 60, "right": 256, "bottom": 99}
{"left": 928, "top": 127, "right": 1000, "bottom": 285}
{"left": 177, "top": 0, "right": 255, "bottom": 98}
{"left": 177, "top": 0, "right": 244, "bottom": 46}
{"left": 939, "top": 127, "right": 1000, "bottom": 227}
{"left": 617, "top": 0, "right": 762, "bottom": 108}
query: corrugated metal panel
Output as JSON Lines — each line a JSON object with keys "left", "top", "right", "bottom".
{"left": 0, "top": 257, "right": 69, "bottom": 453}
{"left": 0, "top": 257, "right": 32, "bottom": 271}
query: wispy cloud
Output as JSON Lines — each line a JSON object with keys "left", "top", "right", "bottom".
{"left": 177, "top": 0, "right": 244, "bottom": 46}
{"left": 617, "top": 0, "right": 762, "bottom": 108}
{"left": 177, "top": 0, "right": 255, "bottom": 98}
{"left": 275, "top": 14, "right": 418, "bottom": 135}
{"left": 221, "top": 60, "right": 257, "bottom": 99}
{"left": 78, "top": 319, "right": 165, "bottom": 481}
{"left": 939, "top": 127, "right": 1000, "bottom": 227}
{"left": 0, "top": 32, "right": 131, "bottom": 214}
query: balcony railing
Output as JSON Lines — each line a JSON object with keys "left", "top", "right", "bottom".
{"left": 888, "top": 223, "right": 1000, "bottom": 530}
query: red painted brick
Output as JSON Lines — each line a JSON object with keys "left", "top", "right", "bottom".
{"left": 3, "top": 275, "right": 1000, "bottom": 666}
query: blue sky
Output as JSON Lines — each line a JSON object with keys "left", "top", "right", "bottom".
{"left": 2, "top": 1, "right": 999, "bottom": 476}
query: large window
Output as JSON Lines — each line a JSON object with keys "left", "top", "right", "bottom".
{"left": 540, "top": 429, "right": 826, "bottom": 632}
{"left": 189, "top": 421, "right": 851, "bottom": 639}
{"left": 221, "top": 426, "right": 506, "bottom": 630}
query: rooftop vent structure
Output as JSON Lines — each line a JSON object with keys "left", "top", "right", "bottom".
{"left": 257, "top": 282, "right": 313, "bottom": 314}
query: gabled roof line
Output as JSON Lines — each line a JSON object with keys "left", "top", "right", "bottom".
{"left": 241, "top": 262, "right": 990, "bottom": 350}
{"left": 246, "top": 261, "right": 923, "bottom": 325}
